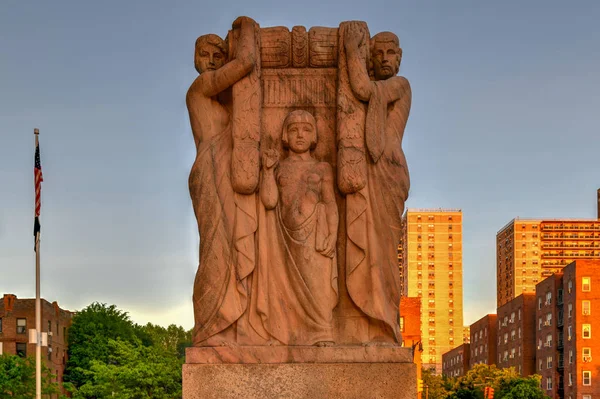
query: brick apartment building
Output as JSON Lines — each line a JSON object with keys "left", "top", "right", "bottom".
{"left": 400, "top": 208, "right": 464, "bottom": 373}
{"left": 400, "top": 297, "right": 423, "bottom": 393}
{"left": 497, "top": 218, "right": 600, "bottom": 308}
{"left": 442, "top": 343, "right": 470, "bottom": 378}
{"left": 0, "top": 294, "right": 73, "bottom": 388}
{"left": 496, "top": 293, "right": 536, "bottom": 376}
{"left": 561, "top": 260, "right": 600, "bottom": 399}
{"left": 535, "top": 273, "right": 564, "bottom": 397}
{"left": 469, "top": 314, "right": 497, "bottom": 367}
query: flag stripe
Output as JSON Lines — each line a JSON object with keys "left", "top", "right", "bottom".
{"left": 34, "top": 141, "right": 43, "bottom": 250}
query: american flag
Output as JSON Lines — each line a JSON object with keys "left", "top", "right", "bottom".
{"left": 34, "top": 139, "right": 43, "bottom": 250}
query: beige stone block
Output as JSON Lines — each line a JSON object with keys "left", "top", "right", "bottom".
{"left": 183, "top": 362, "right": 416, "bottom": 399}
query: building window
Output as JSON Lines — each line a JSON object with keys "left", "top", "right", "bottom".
{"left": 582, "top": 277, "right": 591, "bottom": 292}
{"left": 569, "top": 350, "right": 573, "bottom": 364}
{"left": 539, "top": 359, "right": 543, "bottom": 371}
{"left": 583, "top": 324, "right": 591, "bottom": 339}
{"left": 17, "top": 318, "right": 26, "bottom": 334}
{"left": 582, "top": 371, "right": 591, "bottom": 386}
{"left": 47, "top": 345, "right": 52, "bottom": 361}
{"left": 568, "top": 303, "right": 573, "bottom": 318}
{"left": 0, "top": 318, "right": 2, "bottom": 333}
{"left": 399, "top": 317, "right": 405, "bottom": 333}
{"left": 583, "top": 347, "right": 592, "bottom": 362}
{"left": 582, "top": 300, "right": 591, "bottom": 315}
{"left": 16, "top": 343, "right": 27, "bottom": 357}
{"left": 568, "top": 373, "right": 572, "bottom": 386}
{"left": 546, "top": 356, "right": 552, "bottom": 369}
{"left": 546, "top": 376, "right": 552, "bottom": 390}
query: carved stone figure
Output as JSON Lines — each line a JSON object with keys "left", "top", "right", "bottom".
{"left": 187, "top": 17, "right": 411, "bottom": 348}
{"left": 341, "top": 22, "right": 412, "bottom": 343}
{"left": 252, "top": 110, "right": 339, "bottom": 345}
{"left": 186, "top": 16, "right": 260, "bottom": 346}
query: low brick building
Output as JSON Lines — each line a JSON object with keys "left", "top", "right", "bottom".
{"left": 442, "top": 343, "right": 470, "bottom": 378}
{"left": 496, "top": 292, "right": 536, "bottom": 376}
{"left": 400, "top": 297, "right": 423, "bottom": 394}
{"left": 0, "top": 294, "right": 73, "bottom": 389}
{"left": 469, "top": 314, "right": 497, "bottom": 367}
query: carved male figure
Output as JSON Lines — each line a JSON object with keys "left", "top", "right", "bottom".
{"left": 343, "top": 24, "right": 412, "bottom": 343}
{"left": 186, "top": 16, "right": 259, "bottom": 346}
{"left": 252, "top": 110, "right": 339, "bottom": 345}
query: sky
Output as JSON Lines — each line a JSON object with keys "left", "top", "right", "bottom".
{"left": 1, "top": 1, "right": 599, "bottom": 330}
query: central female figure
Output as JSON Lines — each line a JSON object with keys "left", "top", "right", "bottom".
{"left": 251, "top": 110, "right": 339, "bottom": 345}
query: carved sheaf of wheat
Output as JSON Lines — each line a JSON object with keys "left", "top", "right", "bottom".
{"left": 292, "top": 26, "right": 308, "bottom": 68}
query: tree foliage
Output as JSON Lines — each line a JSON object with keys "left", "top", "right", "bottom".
{"left": 0, "top": 354, "right": 65, "bottom": 398}
{"left": 74, "top": 339, "right": 182, "bottom": 398}
{"left": 64, "top": 303, "right": 143, "bottom": 388}
{"left": 64, "top": 302, "right": 189, "bottom": 398}
{"left": 425, "top": 365, "right": 549, "bottom": 399}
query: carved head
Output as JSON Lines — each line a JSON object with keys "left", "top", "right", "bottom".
{"left": 282, "top": 110, "right": 317, "bottom": 153}
{"left": 194, "top": 34, "right": 228, "bottom": 74}
{"left": 370, "top": 32, "right": 402, "bottom": 81}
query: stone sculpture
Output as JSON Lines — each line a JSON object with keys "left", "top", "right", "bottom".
{"left": 187, "top": 17, "right": 411, "bottom": 348}
{"left": 253, "top": 110, "right": 338, "bottom": 346}
{"left": 187, "top": 16, "right": 259, "bottom": 346}
{"left": 341, "top": 22, "right": 412, "bottom": 343}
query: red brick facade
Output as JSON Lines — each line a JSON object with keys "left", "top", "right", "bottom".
{"left": 496, "top": 293, "right": 536, "bottom": 376}
{"left": 442, "top": 343, "right": 470, "bottom": 378}
{"left": 535, "top": 273, "right": 563, "bottom": 396}
{"left": 469, "top": 314, "right": 497, "bottom": 367}
{"left": 0, "top": 294, "right": 73, "bottom": 390}
{"left": 562, "top": 260, "right": 600, "bottom": 399}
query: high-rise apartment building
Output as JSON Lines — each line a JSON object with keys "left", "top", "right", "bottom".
{"left": 400, "top": 208, "right": 463, "bottom": 373}
{"left": 496, "top": 218, "right": 600, "bottom": 307}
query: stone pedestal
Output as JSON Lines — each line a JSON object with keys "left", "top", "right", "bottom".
{"left": 183, "top": 346, "right": 417, "bottom": 399}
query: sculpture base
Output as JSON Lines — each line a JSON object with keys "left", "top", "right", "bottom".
{"left": 183, "top": 346, "right": 416, "bottom": 399}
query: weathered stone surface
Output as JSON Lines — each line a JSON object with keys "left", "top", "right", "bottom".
{"left": 183, "top": 362, "right": 416, "bottom": 399}
{"left": 187, "top": 16, "right": 411, "bottom": 348}
{"left": 186, "top": 345, "right": 413, "bottom": 364}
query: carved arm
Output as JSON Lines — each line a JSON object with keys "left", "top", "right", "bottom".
{"left": 344, "top": 25, "right": 373, "bottom": 102}
{"left": 198, "top": 18, "right": 258, "bottom": 98}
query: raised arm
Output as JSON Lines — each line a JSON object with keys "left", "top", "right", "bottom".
{"left": 196, "top": 17, "right": 258, "bottom": 98}
{"left": 344, "top": 23, "right": 373, "bottom": 102}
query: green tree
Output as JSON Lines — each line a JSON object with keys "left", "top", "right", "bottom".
{"left": 496, "top": 375, "right": 548, "bottom": 399}
{"left": 72, "top": 339, "right": 182, "bottom": 399}
{"left": 423, "top": 368, "right": 453, "bottom": 399}
{"left": 64, "top": 302, "right": 149, "bottom": 388}
{"left": 0, "top": 354, "right": 65, "bottom": 398}
{"left": 140, "top": 323, "right": 192, "bottom": 359}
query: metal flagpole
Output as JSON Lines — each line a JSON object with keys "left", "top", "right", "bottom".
{"left": 34, "top": 128, "right": 41, "bottom": 399}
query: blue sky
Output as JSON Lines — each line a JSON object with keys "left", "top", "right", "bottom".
{"left": 1, "top": 0, "right": 599, "bottom": 329}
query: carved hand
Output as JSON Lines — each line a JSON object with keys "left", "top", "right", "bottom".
{"left": 320, "top": 234, "right": 336, "bottom": 258}
{"left": 232, "top": 16, "right": 257, "bottom": 30}
{"left": 344, "top": 22, "right": 365, "bottom": 52}
{"left": 262, "top": 149, "right": 280, "bottom": 170}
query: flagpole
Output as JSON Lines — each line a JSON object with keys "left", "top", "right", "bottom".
{"left": 34, "top": 127, "right": 41, "bottom": 399}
